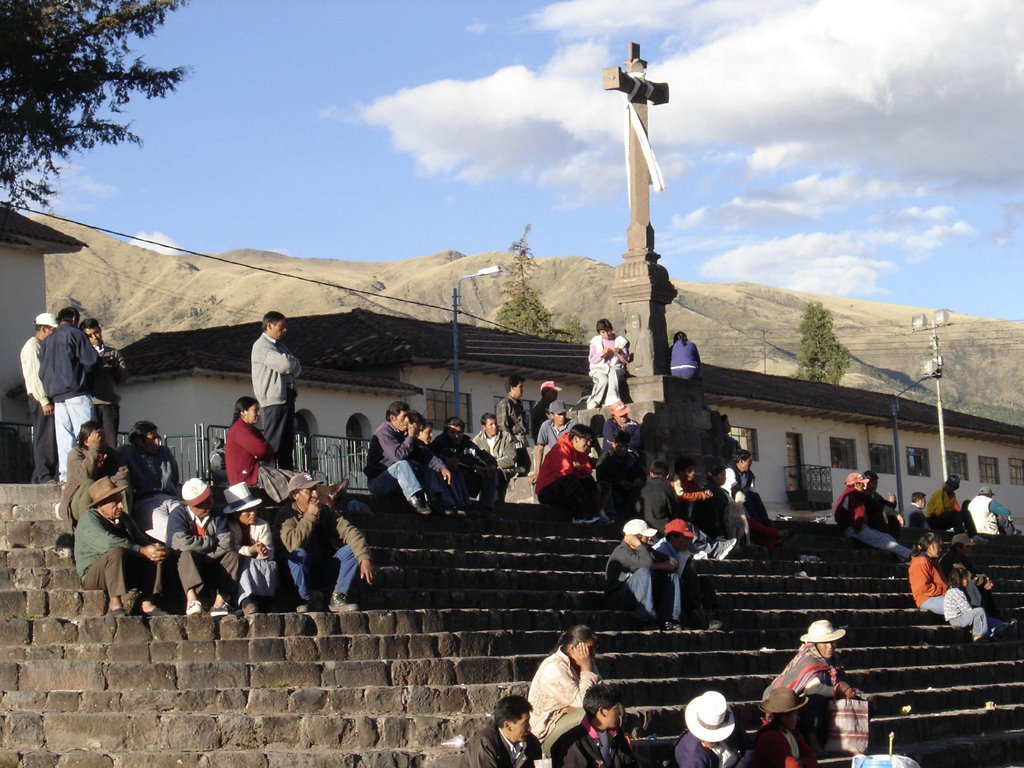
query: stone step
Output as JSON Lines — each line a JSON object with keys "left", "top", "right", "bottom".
{"left": 716, "top": 605, "right": 1020, "bottom": 627}
{"left": 0, "top": 749, "right": 429, "bottom": 768}
{"left": 0, "top": 616, "right": 972, "bottom": 653}
{"left": 0, "top": 483, "right": 61, "bottom": 505}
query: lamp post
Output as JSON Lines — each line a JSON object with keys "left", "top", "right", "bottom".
{"left": 891, "top": 375, "right": 937, "bottom": 517}
{"left": 911, "top": 309, "right": 952, "bottom": 480}
{"left": 452, "top": 266, "right": 501, "bottom": 420}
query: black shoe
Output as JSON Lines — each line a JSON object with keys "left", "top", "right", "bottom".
{"left": 661, "top": 621, "right": 684, "bottom": 631}
{"left": 329, "top": 592, "right": 358, "bottom": 613}
{"left": 409, "top": 492, "right": 431, "bottom": 516}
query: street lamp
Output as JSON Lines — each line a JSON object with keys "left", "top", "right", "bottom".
{"left": 452, "top": 266, "right": 501, "bottom": 419}
{"left": 911, "top": 309, "right": 952, "bottom": 481}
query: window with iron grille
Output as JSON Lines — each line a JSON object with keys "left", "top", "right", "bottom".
{"left": 730, "top": 426, "right": 758, "bottom": 461}
{"left": 946, "top": 451, "right": 969, "bottom": 481}
{"left": 869, "top": 443, "right": 895, "bottom": 475}
{"left": 1009, "top": 458, "right": 1024, "bottom": 486}
{"left": 829, "top": 437, "right": 857, "bottom": 469}
{"left": 978, "top": 455, "right": 1000, "bottom": 485}
{"left": 907, "top": 447, "right": 930, "bottom": 477}
{"left": 426, "top": 389, "right": 471, "bottom": 426}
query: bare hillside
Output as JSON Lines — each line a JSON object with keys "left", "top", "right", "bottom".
{"left": 38, "top": 215, "right": 1024, "bottom": 425}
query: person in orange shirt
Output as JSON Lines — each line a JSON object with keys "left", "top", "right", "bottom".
{"left": 908, "top": 531, "right": 948, "bottom": 615}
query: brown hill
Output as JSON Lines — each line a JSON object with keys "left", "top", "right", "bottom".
{"left": 38, "top": 215, "right": 1024, "bottom": 426}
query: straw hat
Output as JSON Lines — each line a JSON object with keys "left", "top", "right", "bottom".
{"left": 684, "top": 691, "right": 735, "bottom": 743}
{"left": 800, "top": 619, "right": 846, "bottom": 643}
{"left": 223, "top": 482, "right": 262, "bottom": 514}
{"left": 88, "top": 476, "right": 128, "bottom": 507}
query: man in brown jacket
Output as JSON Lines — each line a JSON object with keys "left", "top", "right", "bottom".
{"left": 276, "top": 473, "right": 374, "bottom": 612}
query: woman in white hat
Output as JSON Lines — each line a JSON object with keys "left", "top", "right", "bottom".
{"left": 224, "top": 482, "right": 279, "bottom": 616}
{"left": 752, "top": 688, "right": 817, "bottom": 768}
{"left": 674, "top": 690, "right": 753, "bottom": 767}
{"left": 764, "top": 620, "right": 864, "bottom": 753}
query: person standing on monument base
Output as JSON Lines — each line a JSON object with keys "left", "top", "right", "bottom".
{"left": 251, "top": 310, "right": 301, "bottom": 470}
{"left": 40, "top": 305, "right": 99, "bottom": 482}
{"left": 586, "top": 319, "right": 631, "bottom": 409}
{"left": 79, "top": 318, "right": 128, "bottom": 448}
{"left": 20, "top": 311, "right": 59, "bottom": 483}
{"left": 496, "top": 374, "right": 531, "bottom": 474}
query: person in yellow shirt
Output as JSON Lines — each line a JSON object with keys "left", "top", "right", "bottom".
{"left": 925, "top": 474, "right": 981, "bottom": 541}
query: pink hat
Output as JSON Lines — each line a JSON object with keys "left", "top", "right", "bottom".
{"left": 610, "top": 401, "right": 630, "bottom": 417}
{"left": 845, "top": 472, "right": 866, "bottom": 486}
{"left": 540, "top": 380, "right": 561, "bottom": 392}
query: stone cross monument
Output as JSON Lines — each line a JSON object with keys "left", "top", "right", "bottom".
{"left": 603, "top": 42, "right": 677, "bottom": 378}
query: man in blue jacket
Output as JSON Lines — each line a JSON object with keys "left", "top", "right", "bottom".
{"left": 39, "top": 306, "right": 99, "bottom": 481}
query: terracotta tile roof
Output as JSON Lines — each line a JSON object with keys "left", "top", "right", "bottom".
{"left": 0, "top": 208, "right": 85, "bottom": 249}
{"left": 121, "top": 308, "right": 1024, "bottom": 443}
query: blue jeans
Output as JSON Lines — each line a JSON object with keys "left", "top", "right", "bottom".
{"left": 287, "top": 546, "right": 358, "bottom": 600}
{"left": 607, "top": 568, "right": 680, "bottom": 624}
{"left": 367, "top": 461, "right": 445, "bottom": 500}
{"left": 919, "top": 595, "right": 945, "bottom": 615}
{"left": 54, "top": 394, "right": 93, "bottom": 481}
{"left": 949, "top": 607, "right": 1003, "bottom": 639}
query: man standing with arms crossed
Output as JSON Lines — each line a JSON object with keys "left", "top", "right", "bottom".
{"left": 251, "top": 311, "right": 301, "bottom": 470}
{"left": 20, "top": 312, "right": 59, "bottom": 483}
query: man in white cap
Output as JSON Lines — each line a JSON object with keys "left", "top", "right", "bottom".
{"left": 530, "top": 380, "right": 562, "bottom": 442}
{"left": 20, "top": 312, "right": 59, "bottom": 483}
{"left": 965, "top": 487, "right": 1016, "bottom": 536}
{"left": 604, "top": 519, "right": 680, "bottom": 630}
{"left": 165, "top": 478, "right": 240, "bottom": 616}
{"left": 674, "top": 690, "right": 752, "bottom": 767}
{"left": 276, "top": 473, "right": 375, "bottom": 613}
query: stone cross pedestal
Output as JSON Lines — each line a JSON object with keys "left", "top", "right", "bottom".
{"left": 600, "top": 43, "right": 721, "bottom": 469}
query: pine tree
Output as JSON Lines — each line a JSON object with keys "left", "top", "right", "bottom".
{"left": 495, "top": 225, "right": 555, "bottom": 337}
{"left": 795, "top": 301, "right": 851, "bottom": 384}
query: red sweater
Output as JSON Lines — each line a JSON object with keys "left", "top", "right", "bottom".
{"left": 534, "top": 433, "right": 592, "bottom": 495}
{"left": 226, "top": 419, "right": 274, "bottom": 486}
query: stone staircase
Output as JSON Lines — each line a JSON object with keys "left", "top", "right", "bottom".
{"left": 2, "top": 483, "right": 1024, "bottom": 768}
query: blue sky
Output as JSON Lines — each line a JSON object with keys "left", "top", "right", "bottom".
{"left": 42, "top": 0, "right": 1024, "bottom": 320}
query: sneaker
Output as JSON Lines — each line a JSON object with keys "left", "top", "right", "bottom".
{"left": 596, "top": 511, "right": 614, "bottom": 525}
{"left": 715, "top": 538, "right": 737, "bottom": 561}
{"left": 971, "top": 535, "right": 989, "bottom": 544}
{"left": 443, "top": 507, "right": 459, "bottom": 517}
{"left": 408, "top": 492, "right": 431, "bottom": 516}
{"left": 295, "top": 602, "right": 310, "bottom": 614}
{"left": 210, "top": 605, "right": 230, "bottom": 617}
{"left": 661, "top": 621, "right": 684, "bottom": 631}
{"left": 185, "top": 600, "right": 203, "bottom": 616}
{"left": 329, "top": 592, "right": 359, "bottom": 613}
{"left": 692, "top": 551, "right": 709, "bottom": 561}
{"left": 572, "top": 515, "right": 600, "bottom": 525}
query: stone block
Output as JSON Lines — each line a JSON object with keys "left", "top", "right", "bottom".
{"left": 105, "top": 662, "right": 176, "bottom": 691}
{"left": 309, "top": 613, "right": 337, "bottom": 636}
{"left": 264, "top": 753, "right": 337, "bottom": 768}
{"left": 20, "top": 752, "right": 58, "bottom": 768}
{"left": 256, "top": 715, "right": 306, "bottom": 749}
{"left": 21, "top": 661, "right": 104, "bottom": 692}
{"left": 54, "top": 752, "right": 114, "bottom": 768}
{"left": 215, "top": 689, "right": 247, "bottom": 712}
{"left": 249, "top": 639, "right": 285, "bottom": 663}
{"left": 0, "top": 751, "right": 20, "bottom": 768}
{"left": 248, "top": 614, "right": 282, "bottom": 638}
{"left": 113, "top": 617, "right": 150, "bottom": 644}
{"left": 288, "top": 687, "right": 328, "bottom": 713}
{"left": 78, "top": 692, "right": 120, "bottom": 713}
{"left": 367, "top": 613, "right": 397, "bottom": 635}
{"left": 3, "top": 711, "right": 43, "bottom": 749}
{"left": 246, "top": 688, "right": 290, "bottom": 714}
{"left": 32, "top": 618, "right": 75, "bottom": 646}
{"left": 134, "top": 753, "right": 204, "bottom": 768}
{"left": 283, "top": 637, "right": 317, "bottom": 663}
{"left": 335, "top": 613, "right": 368, "bottom": 634}
{"left": 148, "top": 617, "right": 186, "bottom": 642}
{"left": 159, "top": 713, "right": 218, "bottom": 751}
{"left": 183, "top": 616, "right": 216, "bottom": 642}
{"left": 0, "top": 663, "right": 18, "bottom": 691}
{"left": 43, "top": 713, "right": 126, "bottom": 750}
{"left": 177, "top": 662, "right": 247, "bottom": 690}
{"left": 361, "top": 687, "right": 405, "bottom": 714}
{"left": 177, "top": 688, "right": 218, "bottom": 713}
{"left": 347, "top": 635, "right": 380, "bottom": 661}
{"left": 217, "top": 639, "right": 250, "bottom": 662}
{"left": 217, "top": 615, "right": 248, "bottom": 640}
{"left": 119, "top": 690, "right": 176, "bottom": 714}
{"left": 251, "top": 662, "right": 319, "bottom": 689}
{"left": 149, "top": 642, "right": 177, "bottom": 663}
{"left": 45, "top": 691, "right": 82, "bottom": 712}
{"left": 76, "top": 618, "right": 115, "bottom": 645}
{"left": 24, "top": 645, "right": 63, "bottom": 661}
{"left": 319, "top": 661, "right": 389, "bottom": 688}
{"left": 304, "top": 715, "right": 346, "bottom": 748}
{"left": 313, "top": 636, "right": 348, "bottom": 659}
{"left": 0, "top": 592, "right": 27, "bottom": 617}
{"left": 455, "top": 657, "right": 509, "bottom": 685}
{"left": 80, "top": 591, "right": 106, "bottom": 618}
{"left": 391, "top": 659, "right": 455, "bottom": 687}
{"left": 105, "top": 642, "right": 150, "bottom": 663}
{"left": 203, "top": 751, "right": 267, "bottom": 768}
{"left": 50, "top": 569, "right": 83, "bottom": 590}
{"left": 282, "top": 613, "right": 318, "bottom": 637}
{"left": 175, "top": 641, "right": 216, "bottom": 662}
{"left": 216, "top": 714, "right": 257, "bottom": 749}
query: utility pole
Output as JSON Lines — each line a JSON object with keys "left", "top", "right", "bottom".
{"left": 912, "top": 310, "right": 952, "bottom": 480}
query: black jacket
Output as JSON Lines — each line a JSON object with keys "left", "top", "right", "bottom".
{"left": 551, "top": 721, "right": 637, "bottom": 768}
{"left": 459, "top": 721, "right": 542, "bottom": 768}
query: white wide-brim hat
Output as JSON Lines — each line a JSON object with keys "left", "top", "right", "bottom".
{"left": 223, "top": 482, "right": 262, "bottom": 514}
{"left": 685, "top": 691, "right": 736, "bottom": 743}
{"left": 800, "top": 619, "right": 846, "bottom": 644}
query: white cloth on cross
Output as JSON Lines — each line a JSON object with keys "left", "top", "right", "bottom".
{"left": 623, "top": 74, "right": 665, "bottom": 207}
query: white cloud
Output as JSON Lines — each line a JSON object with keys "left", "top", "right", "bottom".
{"left": 130, "top": 231, "right": 183, "bottom": 255}
{"left": 465, "top": 22, "right": 490, "bottom": 33}
{"left": 699, "top": 231, "right": 898, "bottom": 295}
{"left": 50, "top": 164, "right": 117, "bottom": 213}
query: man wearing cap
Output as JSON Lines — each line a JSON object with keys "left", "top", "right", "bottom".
{"left": 601, "top": 402, "right": 642, "bottom": 455}
{"left": 674, "top": 690, "right": 752, "bottom": 768}
{"left": 251, "top": 310, "right": 301, "bottom": 470}
{"left": 926, "top": 475, "right": 980, "bottom": 540}
{"left": 965, "top": 487, "right": 1015, "bottom": 536}
{"left": 74, "top": 476, "right": 167, "bottom": 616}
{"left": 530, "top": 380, "right": 562, "bottom": 442}
{"left": 20, "top": 312, "right": 59, "bottom": 483}
{"left": 605, "top": 519, "right": 680, "bottom": 630}
{"left": 364, "top": 400, "right": 451, "bottom": 516}
{"left": 862, "top": 470, "right": 902, "bottom": 538}
{"left": 277, "top": 473, "right": 375, "bottom": 613}
{"left": 119, "top": 420, "right": 182, "bottom": 544}
{"left": 430, "top": 416, "right": 499, "bottom": 515}
{"left": 223, "top": 482, "right": 279, "bottom": 616}
{"left": 532, "top": 400, "right": 576, "bottom": 485}
{"left": 166, "top": 478, "right": 240, "bottom": 616}
{"left": 833, "top": 472, "right": 910, "bottom": 561}
{"left": 534, "top": 424, "right": 604, "bottom": 525}
{"left": 39, "top": 306, "right": 100, "bottom": 482}
{"left": 655, "top": 519, "right": 723, "bottom": 632}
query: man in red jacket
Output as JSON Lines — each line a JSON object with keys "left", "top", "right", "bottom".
{"left": 534, "top": 425, "right": 605, "bottom": 524}
{"left": 834, "top": 472, "right": 909, "bottom": 561}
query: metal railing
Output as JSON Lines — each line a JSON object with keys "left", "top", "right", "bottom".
{"left": 307, "top": 434, "right": 370, "bottom": 491}
{"left": 784, "top": 464, "right": 834, "bottom": 510}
